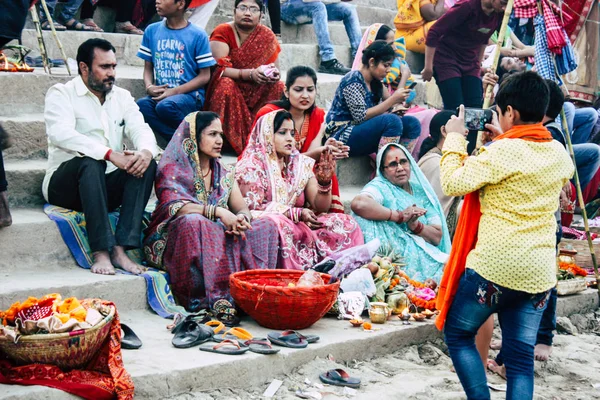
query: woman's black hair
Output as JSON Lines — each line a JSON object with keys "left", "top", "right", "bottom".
{"left": 270, "top": 65, "right": 318, "bottom": 114}
{"left": 374, "top": 25, "right": 394, "bottom": 42}
{"left": 418, "top": 111, "right": 455, "bottom": 159}
{"left": 234, "top": 0, "right": 264, "bottom": 12}
{"left": 361, "top": 40, "right": 395, "bottom": 67}
{"left": 273, "top": 110, "right": 293, "bottom": 133}
{"left": 195, "top": 111, "right": 220, "bottom": 145}
{"left": 361, "top": 40, "right": 394, "bottom": 104}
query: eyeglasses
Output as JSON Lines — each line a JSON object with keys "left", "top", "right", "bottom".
{"left": 383, "top": 160, "right": 408, "bottom": 169}
{"left": 236, "top": 5, "right": 261, "bottom": 14}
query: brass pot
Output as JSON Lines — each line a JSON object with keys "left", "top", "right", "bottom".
{"left": 387, "top": 292, "right": 409, "bottom": 315}
{"left": 369, "top": 302, "right": 390, "bottom": 324}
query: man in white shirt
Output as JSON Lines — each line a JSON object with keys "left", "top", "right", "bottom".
{"left": 44, "top": 38, "right": 159, "bottom": 275}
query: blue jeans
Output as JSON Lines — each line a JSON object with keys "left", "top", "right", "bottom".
{"left": 573, "top": 143, "right": 600, "bottom": 189}
{"left": 343, "top": 114, "right": 421, "bottom": 156}
{"left": 40, "top": 0, "right": 85, "bottom": 24}
{"left": 280, "top": 0, "right": 361, "bottom": 62}
{"left": 137, "top": 92, "right": 202, "bottom": 143}
{"left": 562, "top": 102, "right": 599, "bottom": 144}
{"left": 444, "top": 269, "right": 550, "bottom": 400}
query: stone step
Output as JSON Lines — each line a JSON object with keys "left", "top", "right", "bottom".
{"left": 0, "top": 266, "right": 148, "bottom": 314}
{"left": 19, "top": 29, "right": 353, "bottom": 71}
{"left": 0, "top": 309, "right": 442, "bottom": 400}
{"left": 3, "top": 151, "right": 368, "bottom": 208}
{"left": 0, "top": 66, "right": 380, "bottom": 117}
{"left": 1, "top": 290, "right": 598, "bottom": 399}
{"left": 213, "top": 0, "right": 397, "bottom": 27}
{"left": 4, "top": 159, "right": 46, "bottom": 207}
{"left": 0, "top": 113, "right": 47, "bottom": 160}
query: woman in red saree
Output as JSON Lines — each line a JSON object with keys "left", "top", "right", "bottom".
{"left": 236, "top": 110, "right": 364, "bottom": 270}
{"left": 253, "top": 66, "right": 349, "bottom": 213}
{"left": 206, "top": 0, "right": 285, "bottom": 154}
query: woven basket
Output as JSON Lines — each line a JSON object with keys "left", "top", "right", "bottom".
{"left": 560, "top": 238, "right": 600, "bottom": 268}
{"left": 556, "top": 278, "right": 587, "bottom": 296}
{"left": 0, "top": 306, "right": 115, "bottom": 370}
{"left": 230, "top": 270, "right": 340, "bottom": 330}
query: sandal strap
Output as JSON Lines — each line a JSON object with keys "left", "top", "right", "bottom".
{"left": 205, "top": 320, "right": 225, "bottom": 334}
{"left": 214, "top": 339, "right": 241, "bottom": 350}
{"left": 245, "top": 338, "right": 272, "bottom": 348}
{"left": 327, "top": 369, "right": 350, "bottom": 382}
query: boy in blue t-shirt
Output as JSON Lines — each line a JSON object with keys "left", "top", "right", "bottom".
{"left": 136, "top": 0, "right": 216, "bottom": 144}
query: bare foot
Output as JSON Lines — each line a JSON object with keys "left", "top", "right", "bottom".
{"left": 0, "top": 191, "right": 12, "bottom": 227}
{"left": 487, "top": 359, "right": 507, "bottom": 380}
{"left": 91, "top": 251, "right": 116, "bottom": 275}
{"left": 111, "top": 246, "right": 145, "bottom": 275}
{"left": 534, "top": 344, "right": 552, "bottom": 361}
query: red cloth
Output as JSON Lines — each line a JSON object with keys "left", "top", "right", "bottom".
{"left": 205, "top": 24, "right": 284, "bottom": 155}
{"left": 561, "top": 0, "right": 595, "bottom": 43}
{"left": 190, "top": 0, "right": 212, "bottom": 7}
{"left": 513, "top": 0, "right": 573, "bottom": 54}
{"left": 0, "top": 303, "right": 134, "bottom": 400}
{"left": 435, "top": 124, "right": 554, "bottom": 331}
{"left": 254, "top": 104, "right": 345, "bottom": 213}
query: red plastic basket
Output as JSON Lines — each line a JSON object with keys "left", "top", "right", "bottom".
{"left": 230, "top": 270, "right": 340, "bottom": 330}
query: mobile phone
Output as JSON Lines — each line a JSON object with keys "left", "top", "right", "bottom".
{"left": 407, "top": 81, "right": 418, "bottom": 90}
{"left": 458, "top": 107, "right": 493, "bottom": 131}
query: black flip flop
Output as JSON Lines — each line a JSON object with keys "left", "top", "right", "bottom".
{"left": 121, "top": 323, "right": 142, "bottom": 350}
{"left": 244, "top": 338, "right": 280, "bottom": 355}
{"left": 319, "top": 369, "right": 361, "bottom": 388}
{"left": 267, "top": 330, "right": 308, "bottom": 348}
{"left": 171, "top": 313, "right": 211, "bottom": 335}
{"left": 199, "top": 339, "right": 249, "bottom": 355}
{"left": 171, "top": 320, "right": 213, "bottom": 348}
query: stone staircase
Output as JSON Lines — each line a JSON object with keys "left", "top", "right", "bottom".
{"left": 0, "top": 1, "right": 596, "bottom": 398}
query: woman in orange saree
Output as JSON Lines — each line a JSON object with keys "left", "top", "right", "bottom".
{"left": 206, "top": 0, "right": 285, "bottom": 155}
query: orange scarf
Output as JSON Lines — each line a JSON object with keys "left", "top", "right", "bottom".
{"left": 435, "top": 123, "right": 553, "bottom": 331}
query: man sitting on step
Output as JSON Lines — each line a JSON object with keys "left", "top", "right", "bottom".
{"left": 280, "top": 0, "right": 362, "bottom": 75}
{"left": 43, "top": 38, "right": 159, "bottom": 276}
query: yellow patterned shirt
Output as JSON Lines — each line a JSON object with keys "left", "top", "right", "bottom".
{"left": 440, "top": 132, "right": 574, "bottom": 293}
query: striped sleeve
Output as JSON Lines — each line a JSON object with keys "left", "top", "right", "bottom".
{"left": 137, "top": 29, "right": 153, "bottom": 62}
{"left": 195, "top": 32, "right": 216, "bottom": 69}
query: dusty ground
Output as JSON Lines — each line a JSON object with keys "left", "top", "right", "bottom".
{"left": 168, "top": 311, "right": 600, "bottom": 400}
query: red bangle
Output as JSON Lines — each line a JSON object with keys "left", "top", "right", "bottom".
{"left": 104, "top": 149, "right": 112, "bottom": 161}
{"left": 411, "top": 221, "right": 425, "bottom": 235}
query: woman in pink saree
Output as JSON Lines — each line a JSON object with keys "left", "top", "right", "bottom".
{"left": 236, "top": 110, "right": 364, "bottom": 270}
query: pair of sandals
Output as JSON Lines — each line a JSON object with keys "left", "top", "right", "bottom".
{"left": 42, "top": 19, "right": 103, "bottom": 32}
{"left": 171, "top": 319, "right": 280, "bottom": 355}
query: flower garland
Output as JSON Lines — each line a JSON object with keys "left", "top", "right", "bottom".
{"left": 558, "top": 261, "right": 588, "bottom": 277}
{"left": 398, "top": 271, "right": 437, "bottom": 310}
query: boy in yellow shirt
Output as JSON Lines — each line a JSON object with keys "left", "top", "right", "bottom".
{"left": 438, "top": 71, "right": 574, "bottom": 399}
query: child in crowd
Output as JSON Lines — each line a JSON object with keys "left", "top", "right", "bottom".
{"left": 136, "top": 0, "right": 216, "bottom": 145}
{"left": 437, "top": 71, "right": 574, "bottom": 399}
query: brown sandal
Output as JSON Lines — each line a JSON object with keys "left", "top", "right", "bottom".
{"left": 80, "top": 18, "right": 104, "bottom": 32}
{"left": 115, "top": 21, "right": 143, "bottom": 35}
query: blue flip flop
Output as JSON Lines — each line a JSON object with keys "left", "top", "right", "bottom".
{"left": 267, "top": 330, "right": 309, "bottom": 348}
{"left": 319, "top": 369, "right": 361, "bottom": 388}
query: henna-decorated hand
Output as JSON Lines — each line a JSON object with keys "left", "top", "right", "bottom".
{"left": 315, "top": 148, "right": 335, "bottom": 185}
